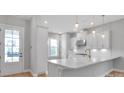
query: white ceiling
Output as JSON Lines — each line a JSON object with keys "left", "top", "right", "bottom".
{"left": 15, "top": 15, "right": 124, "bottom": 33}
{"left": 14, "top": 15, "right": 32, "bottom": 20}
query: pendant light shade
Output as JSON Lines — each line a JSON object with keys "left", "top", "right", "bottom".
{"left": 75, "top": 23, "right": 79, "bottom": 28}
{"left": 91, "top": 16, "right": 96, "bottom": 34}
{"left": 75, "top": 16, "right": 79, "bottom": 28}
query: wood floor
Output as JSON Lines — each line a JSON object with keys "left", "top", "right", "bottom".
{"left": 4, "top": 72, "right": 47, "bottom": 77}
{"left": 3, "top": 71, "right": 124, "bottom": 77}
{"left": 106, "top": 71, "right": 124, "bottom": 77}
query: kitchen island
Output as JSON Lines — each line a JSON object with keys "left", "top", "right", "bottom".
{"left": 48, "top": 56, "right": 120, "bottom": 77}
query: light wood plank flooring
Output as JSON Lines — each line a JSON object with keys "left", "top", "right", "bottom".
{"left": 4, "top": 72, "right": 47, "bottom": 77}
{"left": 106, "top": 71, "right": 124, "bottom": 77}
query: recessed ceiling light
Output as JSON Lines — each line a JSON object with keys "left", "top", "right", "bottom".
{"left": 44, "top": 20, "right": 48, "bottom": 24}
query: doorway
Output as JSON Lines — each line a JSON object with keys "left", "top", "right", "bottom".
{"left": 0, "top": 24, "right": 24, "bottom": 76}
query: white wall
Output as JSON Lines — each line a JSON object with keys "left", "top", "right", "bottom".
{"left": 0, "top": 15, "right": 31, "bottom": 70}
{"left": 30, "top": 16, "right": 37, "bottom": 73}
{"left": 30, "top": 16, "right": 48, "bottom": 75}
{"left": 24, "top": 20, "right": 31, "bottom": 69}
{"left": 110, "top": 19, "right": 124, "bottom": 70}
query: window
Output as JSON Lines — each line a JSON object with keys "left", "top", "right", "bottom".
{"left": 5, "top": 29, "right": 20, "bottom": 62}
{"left": 48, "top": 38, "right": 59, "bottom": 57}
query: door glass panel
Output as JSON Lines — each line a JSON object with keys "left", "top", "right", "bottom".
{"left": 5, "top": 29, "right": 20, "bottom": 63}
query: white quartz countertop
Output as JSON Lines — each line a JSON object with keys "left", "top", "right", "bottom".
{"left": 48, "top": 56, "right": 121, "bottom": 69}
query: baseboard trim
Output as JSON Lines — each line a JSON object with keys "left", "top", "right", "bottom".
{"left": 23, "top": 69, "right": 38, "bottom": 77}
{"left": 23, "top": 69, "right": 47, "bottom": 77}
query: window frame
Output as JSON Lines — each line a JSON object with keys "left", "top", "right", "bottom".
{"left": 4, "top": 29, "right": 20, "bottom": 63}
{"left": 48, "top": 38, "right": 59, "bottom": 58}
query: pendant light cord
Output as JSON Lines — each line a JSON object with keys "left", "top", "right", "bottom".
{"left": 76, "top": 15, "right": 78, "bottom": 24}
{"left": 101, "top": 15, "right": 105, "bottom": 35}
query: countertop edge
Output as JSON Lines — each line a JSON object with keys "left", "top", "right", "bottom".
{"left": 48, "top": 56, "right": 121, "bottom": 70}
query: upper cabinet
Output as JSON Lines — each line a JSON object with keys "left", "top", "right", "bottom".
{"left": 87, "top": 32, "right": 97, "bottom": 49}
{"left": 86, "top": 30, "right": 111, "bottom": 49}
{"left": 87, "top": 33, "right": 93, "bottom": 49}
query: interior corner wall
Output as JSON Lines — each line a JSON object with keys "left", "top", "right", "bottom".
{"left": 24, "top": 20, "right": 31, "bottom": 70}
{"left": 0, "top": 15, "right": 31, "bottom": 70}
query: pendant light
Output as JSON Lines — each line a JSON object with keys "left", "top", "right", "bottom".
{"left": 91, "top": 16, "right": 96, "bottom": 35}
{"left": 102, "top": 15, "right": 105, "bottom": 48}
{"left": 75, "top": 15, "right": 79, "bottom": 28}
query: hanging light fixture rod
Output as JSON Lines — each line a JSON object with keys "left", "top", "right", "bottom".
{"left": 101, "top": 15, "right": 105, "bottom": 38}
{"left": 90, "top": 16, "right": 95, "bottom": 26}
{"left": 102, "top": 15, "right": 105, "bottom": 24}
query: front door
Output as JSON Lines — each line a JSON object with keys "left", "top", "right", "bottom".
{"left": 0, "top": 24, "right": 24, "bottom": 76}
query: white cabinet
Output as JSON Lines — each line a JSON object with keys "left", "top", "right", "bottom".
{"left": 92, "top": 34, "right": 98, "bottom": 49}
{"left": 87, "top": 31, "right": 111, "bottom": 49}
{"left": 87, "top": 33, "right": 97, "bottom": 49}
{"left": 97, "top": 31, "right": 110, "bottom": 49}
{"left": 97, "top": 33, "right": 103, "bottom": 49}
{"left": 31, "top": 16, "right": 48, "bottom": 76}
{"left": 77, "top": 32, "right": 86, "bottom": 40}
{"left": 71, "top": 37, "right": 77, "bottom": 50}
{"left": 61, "top": 34, "right": 67, "bottom": 58}
{"left": 87, "top": 33, "right": 92, "bottom": 49}
{"left": 103, "top": 31, "right": 110, "bottom": 49}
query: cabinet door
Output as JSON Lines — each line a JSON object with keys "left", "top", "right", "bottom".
{"left": 71, "top": 37, "right": 77, "bottom": 50}
{"left": 102, "top": 31, "right": 110, "bottom": 49}
{"left": 87, "top": 31, "right": 110, "bottom": 49}
{"left": 86, "top": 33, "right": 97, "bottom": 49}
{"left": 97, "top": 31, "right": 110, "bottom": 49}
{"left": 92, "top": 34, "right": 97, "bottom": 49}
{"left": 97, "top": 33, "right": 103, "bottom": 49}
{"left": 86, "top": 34, "right": 92, "bottom": 49}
